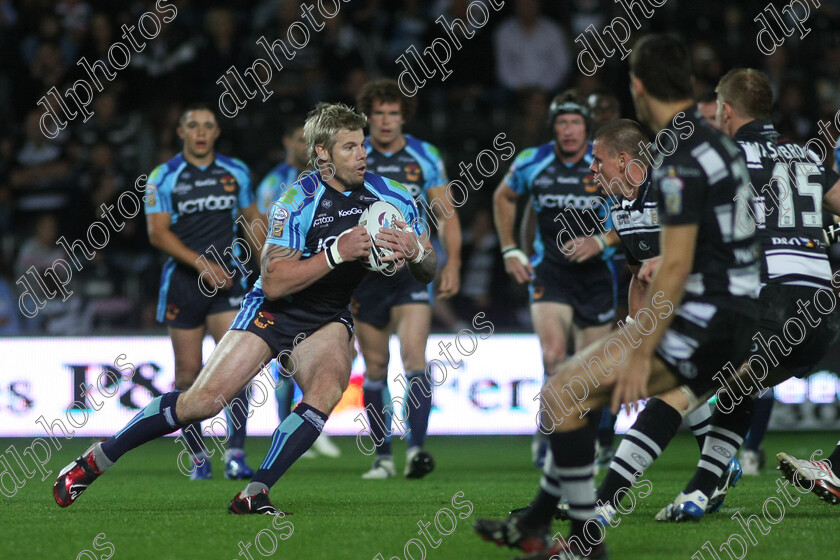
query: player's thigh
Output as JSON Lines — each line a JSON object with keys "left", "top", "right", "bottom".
{"left": 291, "top": 322, "right": 354, "bottom": 412}
{"left": 206, "top": 309, "right": 238, "bottom": 343}
{"left": 179, "top": 329, "right": 274, "bottom": 420}
{"left": 531, "top": 302, "right": 574, "bottom": 365}
{"left": 168, "top": 325, "right": 207, "bottom": 386}
{"left": 393, "top": 303, "right": 432, "bottom": 370}
{"left": 355, "top": 319, "right": 392, "bottom": 380}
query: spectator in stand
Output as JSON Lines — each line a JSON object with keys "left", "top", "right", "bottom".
{"left": 494, "top": 0, "right": 571, "bottom": 98}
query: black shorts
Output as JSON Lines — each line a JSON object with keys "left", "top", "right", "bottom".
{"left": 230, "top": 285, "right": 354, "bottom": 358}
{"left": 156, "top": 261, "right": 247, "bottom": 329}
{"left": 352, "top": 267, "right": 432, "bottom": 329}
{"left": 529, "top": 260, "right": 616, "bottom": 327}
{"left": 656, "top": 298, "right": 758, "bottom": 397}
{"left": 749, "top": 284, "right": 840, "bottom": 379}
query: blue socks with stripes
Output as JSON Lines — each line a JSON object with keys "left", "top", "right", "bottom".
{"left": 250, "top": 403, "right": 328, "bottom": 488}
{"left": 101, "top": 391, "right": 183, "bottom": 463}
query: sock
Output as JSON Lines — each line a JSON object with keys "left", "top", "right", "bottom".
{"left": 101, "top": 391, "right": 184, "bottom": 462}
{"left": 686, "top": 402, "right": 712, "bottom": 451}
{"left": 520, "top": 449, "right": 563, "bottom": 524}
{"left": 405, "top": 369, "right": 433, "bottom": 449}
{"left": 181, "top": 422, "right": 206, "bottom": 459}
{"left": 251, "top": 403, "right": 328, "bottom": 488}
{"left": 363, "top": 377, "right": 392, "bottom": 456}
{"left": 597, "top": 409, "right": 617, "bottom": 450}
{"left": 225, "top": 388, "right": 250, "bottom": 451}
{"left": 524, "top": 412, "right": 599, "bottom": 539}
{"left": 275, "top": 373, "right": 294, "bottom": 421}
{"left": 744, "top": 392, "right": 774, "bottom": 452}
{"left": 597, "top": 397, "right": 681, "bottom": 506}
{"left": 685, "top": 396, "right": 753, "bottom": 497}
{"left": 828, "top": 440, "right": 840, "bottom": 477}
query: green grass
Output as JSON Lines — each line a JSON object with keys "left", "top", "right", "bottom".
{"left": 1, "top": 432, "right": 836, "bottom": 560}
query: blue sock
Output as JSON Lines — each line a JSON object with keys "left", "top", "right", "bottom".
{"left": 251, "top": 403, "right": 328, "bottom": 488}
{"left": 101, "top": 391, "right": 184, "bottom": 462}
{"left": 405, "top": 370, "right": 433, "bottom": 449}
{"left": 275, "top": 377, "right": 294, "bottom": 421}
{"left": 744, "top": 393, "right": 774, "bottom": 451}
{"left": 225, "top": 388, "right": 250, "bottom": 451}
{"left": 363, "top": 377, "right": 392, "bottom": 456}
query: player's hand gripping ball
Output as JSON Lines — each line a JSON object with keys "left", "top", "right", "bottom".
{"left": 358, "top": 201, "right": 406, "bottom": 274}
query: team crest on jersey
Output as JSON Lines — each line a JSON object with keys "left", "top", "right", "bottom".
{"left": 660, "top": 172, "right": 683, "bottom": 216}
{"left": 221, "top": 174, "right": 237, "bottom": 193}
{"left": 254, "top": 311, "right": 275, "bottom": 329}
{"left": 321, "top": 198, "right": 333, "bottom": 208}
{"left": 533, "top": 285, "right": 545, "bottom": 300}
{"left": 146, "top": 186, "right": 157, "bottom": 206}
{"left": 165, "top": 304, "right": 179, "bottom": 321}
{"left": 583, "top": 174, "right": 599, "bottom": 193}
{"left": 405, "top": 163, "right": 421, "bottom": 182}
{"left": 271, "top": 206, "right": 290, "bottom": 237}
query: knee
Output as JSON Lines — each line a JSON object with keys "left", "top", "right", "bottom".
{"left": 174, "top": 362, "right": 202, "bottom": 389}
{"left": 541, "top": 345, "right": 567, "bottom": 372}
{"left": 179, "top": 388, "right": 224, "bottom": 422}
{"left": 362, "top": 352, "right": 389, "bottom": 380}
{"left": 400, "top": 347, "right": 426, "bottom": 371}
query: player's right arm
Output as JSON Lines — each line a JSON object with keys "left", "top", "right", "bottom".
{"left": 493, "top": 175, "right": 533, "bottom": 284}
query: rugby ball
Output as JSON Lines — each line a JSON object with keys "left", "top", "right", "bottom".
{"left": 358, "top": 201, "right": 406, "bottom": 273}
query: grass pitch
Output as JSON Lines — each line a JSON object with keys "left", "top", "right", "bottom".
{"left": 1, "top": 432, "right": 836, "bottom": 560}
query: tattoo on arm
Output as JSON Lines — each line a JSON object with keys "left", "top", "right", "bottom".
{"left": 260, "top": 244, "right": 301, "bottom": 275}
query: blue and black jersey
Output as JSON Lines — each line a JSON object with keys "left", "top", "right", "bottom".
{"left": 145, "top": 153, "right": 253, "bottom": 260}
{"left": 246, "top": 171, "right": 419, "bottom": 319}
{"left": 256, "top": 162, "right": 305, "bottom": 215}
{"left": 504, "top": 142, "right": 611, "bottom": 268}
{"left": 364, "top": 134, "right": 447, "bottom": 218}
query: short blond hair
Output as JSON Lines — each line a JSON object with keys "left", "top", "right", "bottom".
{"left": 304, "top": 102, "right": 367, "bottom": 167}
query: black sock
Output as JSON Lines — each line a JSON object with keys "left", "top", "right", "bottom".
{"left": 523, "top": 412, "right": 598, "bottom": 539}
{"left": 686, "top": 403, "right": 712, "bottom": 451}
{"left": 598, "top": 398, "right": 680, "bottom": 506}
{"left": 685, "top": 396, "right": 753, "bottom": 497}
{"left": 101, "top": 391, "right": 183, "bottom": 462}
{"left": 363, "top": 377, "right": 392, "bottom": 456}
{"left": 744, "top": 393, "right": 774, "bottom": 451}
{"left": 597, "top": 409, "right": 617, "bottom": 449}
{"left": 225, "top": 388, "right": 250, "bottom": 451}
{"left": 251, "top": 403, "right": 328, "bottom": 488}
{"left": 405, "top": 370, "right": 433, "bottom": 449}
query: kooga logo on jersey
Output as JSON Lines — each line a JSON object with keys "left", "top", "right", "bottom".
{"left": 177, "top": 194, "right": 237, "bottom": 214}
{"left": 338, "top": 208, "right": 363, "bottom": 217}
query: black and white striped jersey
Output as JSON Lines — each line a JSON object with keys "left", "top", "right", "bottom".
{"left": 653, "top": 109, "right": 760, "bottom": 313}
{"left": 734, "top": 120, "right": 839, "bottom": 289}
{"left": 611, "top": 178, "right": 659, "bottom": 266}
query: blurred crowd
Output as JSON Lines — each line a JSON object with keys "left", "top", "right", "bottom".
{"left": 2, "top": 0, "right": 840, "bottom": 335}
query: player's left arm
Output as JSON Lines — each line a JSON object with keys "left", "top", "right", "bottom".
{"left": 821, "top": 172, "right": 840, "bottom": 216}
{"left": 426, "top": 184, "right": 462, "bottom": 298}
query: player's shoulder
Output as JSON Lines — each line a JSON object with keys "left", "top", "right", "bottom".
{"left": 513, "top": 142, "right": 555, "bottom": 168}
{"left": 215, "top": 153, "right": 250, "bottom": 174}
{"left": 405, "top": 134, "right": 443, "bottom": 161}
{"left": 276, "top": 171, "right": 321, "bottom": 211}
{"left": 364, "top": 172, "right": 411, "bottom": 197}
{"left": 364, "top": 172, "right": 414, "bottom": 207}
{"left": 149, "top": 153, "right": 186, "bottom": 184}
